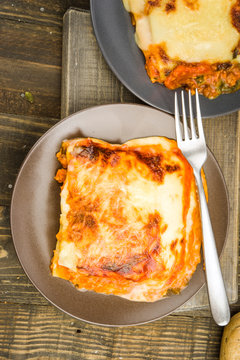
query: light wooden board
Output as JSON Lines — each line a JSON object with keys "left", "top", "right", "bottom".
{"left": 61, "top": 9, "right": 239, "bottom": 311}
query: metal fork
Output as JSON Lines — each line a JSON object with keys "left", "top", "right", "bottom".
{"left": 175, "top": 90, "right": 230, "bottom": 326}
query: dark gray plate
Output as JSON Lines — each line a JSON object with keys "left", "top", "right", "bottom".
{"left": 11, "top": 104, "right": 229, "bottom": 326}
{"left": 90, "top": 0, "right": 240, "bottom": 118}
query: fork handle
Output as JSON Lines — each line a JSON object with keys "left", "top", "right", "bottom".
{"left": 194, "top": 170, "right": 230, "bottom": 326}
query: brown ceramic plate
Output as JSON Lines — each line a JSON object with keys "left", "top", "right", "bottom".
{"left": 11, "top": 104, "right": 229, "bottom": 326}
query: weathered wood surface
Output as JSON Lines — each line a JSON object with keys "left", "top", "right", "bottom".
{"left": 0, "top": 113, "right": 58, "bottom": 205}
{"left": 0, "top": 18, "right": 61, "bottom": 118}
{"left": 0, "top": 0, "right": 89, "bottom": 25}
{"left": 0, "top": 303, "right": 224, "bottom": 360}
{"left": 61, "top": 8, "right": 138, "bottom": 119}
{"left": 61, "top": 9, "right": 239, "bottom": 311}
{"left": 0, "top": 1, "right": 89, "bottom": 118}
{"left": 0, "top": 1, "right": 239, "bottom": 359}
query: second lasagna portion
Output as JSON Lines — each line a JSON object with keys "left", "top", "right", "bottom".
{"left": 123, "top": 0, "right": 240, "bottom": 99}
{"left": 51, "top": 137, "right": 202, "bottom": 302}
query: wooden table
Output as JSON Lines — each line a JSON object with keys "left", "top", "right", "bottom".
{"left": 0, "top": 1, "right": 239, "bottom": 359}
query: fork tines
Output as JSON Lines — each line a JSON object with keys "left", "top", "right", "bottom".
{"left": 175, "top": 89, "right": 205, "bottom": 142}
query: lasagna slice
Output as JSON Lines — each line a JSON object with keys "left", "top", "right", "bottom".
{"left": 123, "top": 0, "right": 240, "bottom": 99}
{"left": 51, "top": 137, "right": 203, "bottom": 302}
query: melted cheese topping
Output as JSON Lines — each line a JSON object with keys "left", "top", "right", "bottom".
{"left": 51, "top": 137, "right": 202, "bottom": 302}
{"left": 124, "top": 0, "right": 239, "bottom": 62}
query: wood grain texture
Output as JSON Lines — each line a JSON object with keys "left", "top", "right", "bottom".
{"left": 0, "top": 18, "right": 62, "bottom": 118}
{"left": 179, "top": 112, "right": 240, "bottom": 310}
{"left": 0, "top": 206, "right": 49, "bottom": 306}
{"left": 61, "top": 9, "right": 239, "bottom": 310}
{"left": 0, "top": 0, "right": 90, "bottom": 26}
{"left": 0, "top": 113, "right": 58, "bottom": 205}
{"left": 0, "top": 112, "right": 59, "bottom": 304}
{"left": 61, "top": 9, "right": 139, "bottom": 118}
{"left": 0, "top": 2, "right": 90, "bottom": 118}
{"left": 0, "top": 19, "right": 61, "bottom": 66}
{"left": 0, "top": 303, "right": 224, "bottom": 360}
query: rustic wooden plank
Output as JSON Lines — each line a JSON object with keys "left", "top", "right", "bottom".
{"left": 0, "top": 17, "right": 62, "bottom": 118}
{"left": 0, "top": 206, "right": 49, "bottom": 306}
{"left": 0, "top": 112, "right": 59, "bottom": 305}
{"left": 179, "top": 111, "right": 240, "bottom": 311}
{"left": 0, "top": 56, "right": 61, "bottom": 118}
{"left": 0, "top": 18, "right": 62, "bottom": 66}
{"left": 61, "top": 8, "right": 139, "bottom": 118}
{"left": 61, "top": 9, "right": 239, "bottom": 311}
{"left": 0, "top": 303, "right": 224, "bottom": 360}
{"left": 0, "top": 0, "right": 90, "bottom": 26}
{"left": 0, "top": 113, "right": 59, "bottom": 205}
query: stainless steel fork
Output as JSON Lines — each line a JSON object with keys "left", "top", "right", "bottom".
{"left": 175, "top": 90, "right": 230, "bottom": 326}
